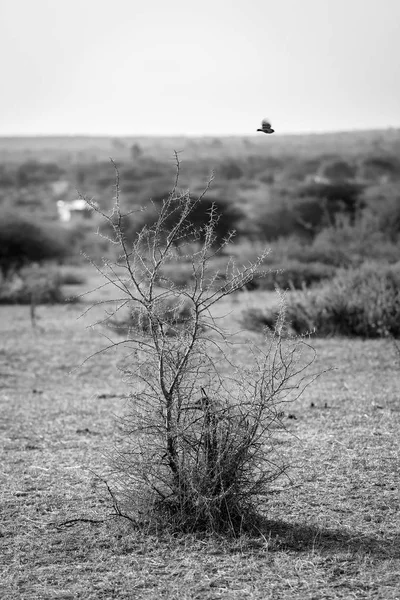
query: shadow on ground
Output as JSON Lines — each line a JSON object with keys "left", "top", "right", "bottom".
{"left": 252, "top": 519, "right": 399, "bottom": 558}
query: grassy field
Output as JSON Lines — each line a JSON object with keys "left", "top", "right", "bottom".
{"left": 1, "top": 270, "right": 400, "bottom": 599}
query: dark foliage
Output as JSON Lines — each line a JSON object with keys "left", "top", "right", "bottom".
{"left": 108, "top": 193, "right": 244, "bottom": 248}
{"left": 15, "top": 161, "right": 64, "bottom": 187}
{"left": 254, "top": 193, "right": 328, "bottom": 240}
{"left": 217, "top": 160, "right": 244, "bottom": 180}
{"left": 298, "top": 181, "right": 364, "bottom": 219}
{"left": 0, "top": 212, "right": 70, "bottom": 277}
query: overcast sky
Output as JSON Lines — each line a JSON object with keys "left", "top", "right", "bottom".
{"left": 0, "top": 0, "right": 399, "bottom": 136}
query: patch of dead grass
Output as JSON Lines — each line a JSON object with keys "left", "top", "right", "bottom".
{"left": 1, "top": 297, "right": 399, "bottom": 599}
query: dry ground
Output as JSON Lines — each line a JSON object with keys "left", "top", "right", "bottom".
{"left": 1, "top": 276, "right": 400, "bottom": 599}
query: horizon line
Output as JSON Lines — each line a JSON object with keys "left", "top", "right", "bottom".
{"left": 0, "top": 126, "right": 399, "bottom": 139}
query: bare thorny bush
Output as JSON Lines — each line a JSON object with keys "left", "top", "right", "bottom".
{"left": 82, "top": 156, "right": 319, "bottom": 534}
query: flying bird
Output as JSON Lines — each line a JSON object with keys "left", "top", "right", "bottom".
{"left": 257, "top": 118, "right": 274, "bottom": 134}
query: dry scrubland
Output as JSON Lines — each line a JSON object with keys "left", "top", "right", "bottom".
{"left": 1, "top": 270, "right": 400, "bottom": 599}
{"left": 1, "top": 131, "right": 400, "bottom": 598}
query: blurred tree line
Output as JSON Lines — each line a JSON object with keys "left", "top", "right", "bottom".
{"left": 1, "top": 138, "right": 400, "bottom": 279}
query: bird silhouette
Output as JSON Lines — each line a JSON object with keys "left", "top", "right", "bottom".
{"left": 257, "top": 118, "right": 274, "bottom": 134}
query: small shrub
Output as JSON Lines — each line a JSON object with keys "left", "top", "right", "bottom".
{"left": 58, "top": 268, "right": 86, "bottom": 285}
{"left": 362, "top": 183, "right": 400, "bottom": 242}
{"left": 360, "top": 155, "right": 400, "bottom": 181}
{"left": 317, "top": 159, "right": 357, "bottom": 183}
{"left": 253, "top": 194, "right": 304, "bottom": 240}
{"left": 308, "top": 214, "right": 400, "bottom": 267}
{"left": 240, "top": 307, "right": 277, "bottom": 332}
{"left": 257, "top": 264, "right": 400, "bottom": 338}
{"left": 0, "top": 212, "right": 70, "bottom": 277}
{"left": 84, "top": 160, "right": 318, "bottom": 533}
{"left": 252, "top": 262, "right": 336, "bottom": 291}
{"left": 217, "top": 160, "right": 244, "bottom": 180}
{"left": 15, "top": 160, "right": 64, "bottom": 187}
{"left": 0, "top": 267, "right": 66, "bottom": 305}
{"left": 150, "top": 193, "right": 245, "bottom": 248}
{"left": 298, "top": 180, "right": 364, "bottom": 216}
{"left": 254, "top": 178, "right": 364, "bottom": 242}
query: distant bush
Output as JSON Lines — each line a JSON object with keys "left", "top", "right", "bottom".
{"left": 254, "top": 193, "right": 309, "bottom": 240}
{"left": 0, "top": 266, "right": 66, "bottom": 305}
{"left": 253, "top": 182, "right": 364, "bottom": 241}
{"left": 217, "top": 160, "right": 244, "bottom": 180}
{"left": 258, "top": 171, "right": 275, "bottom": 185}
{"left": 154, "top": 256, "right": 334, "bottom": 292}
{"left": 154, "top": 193, "right": 244, "bottom": 246}
{"left": 240, "top": 306, "right": 277, "bottom": 333}
{"left": 0, "top": 213, "right": 70, "bottom": 277}
{"left": 362, "top": 184, "right": 400, "bottom": 242}
{"left": 107, "top": 192, "right": 244, "bottom": 249}
{"left": 302, "top": 221, "right": 357, "bottom": 267}
{"left": 298, "top": 180, "right": 364, "bottom": 220}
{"left": 258, "top": 264, "right": 400, "bottom": 338}
{"left": 16, "top": 161, "right": 64, "bottom": 187}
{"left": 250, "top": 262, "right": 336, "bottom": 291}
{"left": 120, "top": 158, "right": 172, "bottom": 183}
{"left": 279, "top": 157, "right": 322, "bottom": 183}
{"left": 0, "top": 165, "right": 15, "bottom": 188}
{"left": 307, "top": 214, "right": 400, "bottom": 267}
{"left": 317, "top": 159, "right": 357, "bottom": 183}
{"left": 256, "top": 205, "right": 296, "bottom": 240}
{"left": 360, "top": 155, "right": 400, "bottom": 182}
{"left": 57, "top": 268, "right": 86, "bottom": 285}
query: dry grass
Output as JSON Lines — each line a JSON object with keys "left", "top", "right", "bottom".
{"left": 1, "top": 270, "right": 400, "bottom": 598}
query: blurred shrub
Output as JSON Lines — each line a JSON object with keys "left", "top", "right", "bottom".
{"left": 258, "top": 172, "right": 275, "bottom": 185}
{"left": 279, "top": 157, "right": 322, "bottom": 182}
{"left": 297, "top": 180, "right": 364, "bottom": 219}
{"left": 251, "top": 262, "right": 336, "bottom": 291}
{"left": 253, "top": 179, "right": 364, "bottom": 241}
{"left": 64, "top": 220, "right": 112, "bottom": 263}
{"left": 240, "top": 306, "right": 277, "bottom": 333}
{"left": 217, "top": 160, "right": 244, "bottom": 180}
{"left": 308, "top": 214, "right": 400, "bottom": 267}
{"left": 105, "top": 193, "right": 244, "bottom": 249}
{"left": 359, "top": 155, "right": 400, "bottom": 182}
{"left": 130, "top": 143, "right": 143, "bottom": 160}
{"left": 253, "top": 263, "right": 400, "bottom": 338}
{"left": 16, "top": 161, "right": 64, "bottom": 187}
{"left": 362, "top": 184, "right": 400, "bottom": 242}
{"left": 0, "top": 212, "right": 70, "bottom": 277}
{"left": 245, "top": 154, "right": 284, "bottom": 179}
{"left": 253, "top": 192, "right": 310, "bottom": 240}
{"left": 0, "top": 165, "right": 16, "bottom": 188}
{"left": 0, "top": 266, "right": 66, "bottom": 305}
{"left": 154, "top": 193, "right": 244, "bottom": 246}
{"left": 57, "top": 268, "right": 86, "bottom": 285}
{"left": 243, "top": 209, "right": 400, "bottom": 269}
{"left": 317, "top": 159, "right": 357, "bottom": 183}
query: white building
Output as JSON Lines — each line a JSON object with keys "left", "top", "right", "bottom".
{"left": 57, "top": 199, "right": 92, "bottom": 222}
